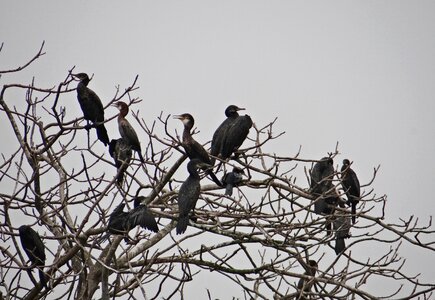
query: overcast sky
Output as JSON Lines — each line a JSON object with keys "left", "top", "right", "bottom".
{"left": 2, "top": 1, "right": 435, "bottom": 297}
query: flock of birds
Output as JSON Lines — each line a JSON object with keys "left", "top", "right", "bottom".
{"left": 17, "top": 73, "right": 361, "bottom": 291}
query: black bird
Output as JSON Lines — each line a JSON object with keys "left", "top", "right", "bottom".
{"left": 113, "top": 101, "right": 145, "bottom": 163}
{"left": 221, "top": 166, "right": 244, "bottom": 196}
{"left": 210, "top": 105, "right": 245, "bottom": 165}
{"left": 18, "top": 225, "right": 47, "bottom": 287}
{"left": 173, "top": 113, "right": 222, "bottom": 186}
{"left": 341, "top": 159, "right": 360, "bottom": 224}
{"left": 176, "top": 159, "right": 210, "bottom": 234}
{"left": 108, "top": 138, "right": 132, "bottom": 185}
{"left": 297, "top": 260, "right": 318, "bottom": 300}
{"left": 108, "top": 202, "right": 158, "bottom": 238}
{"left": 333, "top": 209, "right": 351, "bottom": 255}
{"left": 220, "top": 114, "right": 253, "bottom": 160}
{"left": 310, "top": 157, "right": 335, "bottom": 215}
{"left": 72, "top": 73, "right": 109, "bottom": 146}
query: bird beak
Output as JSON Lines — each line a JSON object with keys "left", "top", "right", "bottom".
{"left": 237, "top": 107, "right": 246, "bottom": 111}
{"left": 173, "top": 115, "right": 182, "bottom": 120}
{"left": 111, "top": 103, "right": 119, "bottom": 108}
{"left": 71, "top": 74, "right": 79, "bottom": 80}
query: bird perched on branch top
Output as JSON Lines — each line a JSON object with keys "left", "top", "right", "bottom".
{"left": 210, "top": 105, "right": 245, "bottom": 165}
{"left": 72, "top": 73, "right": 110, "bottom": 146}
{"left": 18, "top": 225, "right": 47, "bottom": 288}
{"left": 176, "top": 159, "right": 211, "bottom": 234}
{"left": 220, "top": 112, "right": 253, "bottom": 160}
{"left": 108, "top": 201, "right": 158, "bottom": 240}
{"left": 310, "top": 157, "right": 335, "bottom": 215}
{"left": 221, "top": 166, "right": 245, "bottom": 196}
{"left": 113, "top": 101, "right": 144, "bottom": 163}
{"left": 173, "top": 113, "right": 222, "bottom": 186}
{"left": 297, "top": 260, "right": 318, "bottom": 300}
{"left": 341, "top": 159, "right": 360, "bottom": 224}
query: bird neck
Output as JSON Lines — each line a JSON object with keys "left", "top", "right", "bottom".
{"left": 118, "top": 106, "right": 129, "bottom": 119}
{"left": 182, "top": 125, "right": 193, "bottom": 142}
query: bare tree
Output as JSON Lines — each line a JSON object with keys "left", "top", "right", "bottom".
{"left": 1, "top": 44, "right": 434, "bottom": 300}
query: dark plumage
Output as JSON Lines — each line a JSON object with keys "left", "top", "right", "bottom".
{"left": 108, "top": 138, "right": 132, "bottom": 185}
{"left": 210, "top": 105, "right": 245, "bottom": 165}
{"left": 176, "top": 159, "right": 210, "bottom": 234}
{"left": 220, "top": 114, "right": 253, "bottom": 160}
{"left": 73, "top": 73, "right": 109, "bottom": 146}
{"left": 221, "top": 167, "right": 244, "bottom": 196}
{"left": 18, "top": 225, "right": 46, "bottom": 287}
{"left": 333, "top": 210, "right": 351, "bottom": 255}
{"left": 108, "top": 202, "right": 158, "bottom": 236}
{"left": 174, "top": 113, "right": 222, "bottom": 186}
{"left": 297, "top": 260, "right": 318, "bottom": 300}
{"left": 310, "top": 157, "right": 335, "bottom": 215}
{"left": 113, "top": 101, "right": 144, "bottom": 163}
{"left": 341, "top": 159, "right": 360, "bottom": 224}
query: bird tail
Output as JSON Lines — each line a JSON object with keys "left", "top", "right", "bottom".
{"left": 116, "top": 168, "right": 125, "bottom": 185}
{"left": 351, "top": 203, "right": 356, "bottom": 224}
{"left": 96, "top": 124, "right": 110, "bottom": 146}
{"left": 137, "top": 151, "right": 145, "bottom": 163}
{"left": 176, "top": 216, "right": 189, "bottom": 235}
{"left": 38, "top": 267, "right": 47, "bottom": 288}
{"left": 207, "top": 169, "right": 222, "bottom": 186}
{"left": 335, "top": 238, "right": 345, "bottom": 255}
{"left": 225, "top": 184, "right": 234, "bottom": 196}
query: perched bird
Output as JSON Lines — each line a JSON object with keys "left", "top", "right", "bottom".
{"left": 176, "top": 159, "right": 211, "bottom": 234}
{"left": 113, "top": 101, "right": 144, "bottom": 163}
{"left": 220, "top": 114, "right": 253, "bottom": 160}
{"left": 310, "top": 157, "right": 335, "bottom": 215}
{"left": 108, "top": 202, "right": 158, "bottom": 238}
{"left": 173, "top": 113, "right": 222, "bottom": 186}
{"left": 108, "top": 138, "right": 132, "bottom": 185}
{"left": 341, "top": 159, "right": 360, "bottom": 224}
{"left": 72, "top": 73, "right": 109, "bottom": 146}
{"left": 221, "top": 166, "right": 244, "bottom": 196}
{"left": 297, "top": 260, "right": 318, "bottom": 300}
{"left": 210, "top": 105, "right": 245, "bottom": 165}
{"left": 333, "top": 208, "right": 351, "bottom": 255}
{"left": 18, "top": 225, "right": 47, "bottom": 287}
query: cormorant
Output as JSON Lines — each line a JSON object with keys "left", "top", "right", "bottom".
{"left": 210, "top": 105, "right": 245, "bottom": 165}
{"left": 221, "top": 166, "right": 244, "bottom": 196}
{"left": 310, "top": 157, "right": 335, "bottom": 215}
{"left": 341, "top": 159, "right": 360, "bottom": 224}
{"left": 176, "top": 159, "right": 211, "bottom": 234}
{"left": 108, "top": 138, "right": 132, "bottom": 185}
{"left": 108, "top": 202, "right": 158, "bottom": 237}
{"left": 297, "top": 260, "right": 318, "bottom": 300}
{"left": 333, "top": 208, "right": 351, "bottom": 255}
{"left": 72, "top": 73, "right": 110, "bottom": 146}
{"left": 173, "top": 113, "right": 222, "bottom": 186}
{"left": 113, "top": 101, "right": 145, "bottom": 163}
{"left": 18, "top": 225, "right": 47, "bottom": 287}
{"left": 220, "top": 114, "right": 253, "bottom": 160}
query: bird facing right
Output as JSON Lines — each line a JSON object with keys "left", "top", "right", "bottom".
{"left": 210, "top": 105, "right": 245, "bottom": 165}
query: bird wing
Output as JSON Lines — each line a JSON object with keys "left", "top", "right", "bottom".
{"left": 127, "top": 205, "right": 159, "bottom": 232}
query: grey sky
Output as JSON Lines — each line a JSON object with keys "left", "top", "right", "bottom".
{"left": 2, "top": 1, "right": 435, "bottom": 297}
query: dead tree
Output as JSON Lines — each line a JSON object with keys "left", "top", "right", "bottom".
{"left": 0, "top": 43, "right": 434, "bottom": 300}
